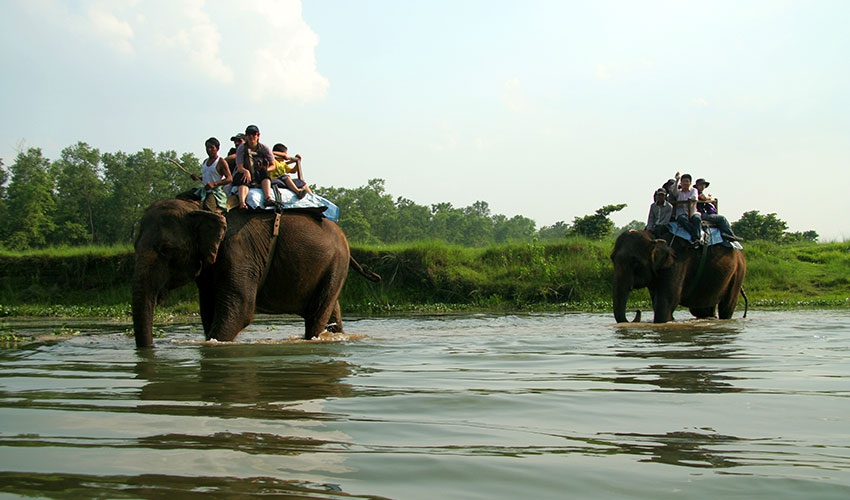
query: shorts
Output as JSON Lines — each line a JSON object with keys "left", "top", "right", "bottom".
{"left": 231, "top": 166, "right": 270, "bottom": 187}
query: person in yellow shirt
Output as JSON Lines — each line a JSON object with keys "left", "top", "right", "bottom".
{"left": 269, "top": 143, "right": 311, "bottom": 199}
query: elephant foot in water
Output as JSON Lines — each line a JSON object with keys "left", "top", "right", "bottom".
{"left": 325, "top": 322, "right": 343, "bottom": 333}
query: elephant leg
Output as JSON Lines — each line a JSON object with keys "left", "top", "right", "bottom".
{"left": 689, "top": 306, "right": 717, "bottom": 319}
{"left": 208, "top": 280, "right": 258, "bottom": 342}
{"left": 717, "top": 287, "right": 741, "bottom": 319}
{"left": 652, "top": 293, "right": 677, "bottom": 323}
{"left": 196, "top": 271, "right": 216, "bottom": 336}
{"left": 326, "top": 301, "right": 344, "bottom": 333}
{"left": 303, "top": 301, "right": 335, "bottom": 340}
{"left": 302, "top": 277, "right": 344, "bottom": 340}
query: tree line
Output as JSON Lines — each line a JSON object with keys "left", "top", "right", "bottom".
{"left": 0, "top": 143, "right": 817, "bottom": 250}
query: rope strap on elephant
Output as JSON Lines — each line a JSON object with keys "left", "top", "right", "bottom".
{"left": 257, "top": 212, "right": 281, "bottom": 291}
{"left": 683, "top": 243, "right": 710, "bottom": 299}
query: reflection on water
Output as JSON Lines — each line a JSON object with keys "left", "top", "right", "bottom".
{"left": 0, "top": 311, "right": 848, "bottom": 499}
{"left": 612, "top": 321, "right": 746, "bottom": 393}
{"left": 135, "top": 344, "right": 355, "bottom": 419}
{"left": 0, "top": 471, "right": 390, "bottom": 499}
{"left": 602, "top": 429, "right": 747, "bottom": 468}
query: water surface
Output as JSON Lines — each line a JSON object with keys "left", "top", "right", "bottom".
{"left": 0, "top": 310, "right": 848, "bottom": 499}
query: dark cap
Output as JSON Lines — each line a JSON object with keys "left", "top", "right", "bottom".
{"left": 654, "top": 188, "right": 667, "bottom": 196}
{"left": 245, "top": 125, "right": 260, "bottom": 135}
{"left": 695, "top": 178, "right": 710, "bottom": 187}
{"left": 230, "top": 133, "right": 245, "bottom": 142}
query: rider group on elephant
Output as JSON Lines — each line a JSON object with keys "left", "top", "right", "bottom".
{"left": 177, "top": 124, "right": 322, "bottom": 213}
{"left": 648, "top": 173, "right": 742, "bottom": 244}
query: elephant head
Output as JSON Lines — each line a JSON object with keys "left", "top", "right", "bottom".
{"left": 132, "top": 198, "right": 227, "bottom": 347}
{"left": 610, "top": 230, "right": 675, "bottom": 323}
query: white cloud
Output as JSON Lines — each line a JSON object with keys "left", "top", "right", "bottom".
{"left": 502, "top": 77, "right": 526, "bottom": 112}
{"left": 429, "top": 121, "right": 459, "bottom": 152}
{"left": 595, "top": 64, "right": 613, "bottom": 81}
{"left": 242, "top": 0, "right": 329, "bottom": 102}
{"left": 594, "top": 59, "right": 654, "bottom": 81}
{"left": 87, "top": 6, "right": 134, "bottom": 56}
{"left": 21, "top": 0, "right": 327, "bottom": 102}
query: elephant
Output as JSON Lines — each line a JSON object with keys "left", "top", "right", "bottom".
{"left": 610, "top": 229, "right": 746, "bottom": 323}
{"left": 132, "top": 198, "right": 380, "bottom": 348}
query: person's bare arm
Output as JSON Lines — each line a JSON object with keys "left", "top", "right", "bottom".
{"left": 234, "top": 147, "right": 251, "bottom": 183}
{"left": 212, "top": 157, "right": 232, "bottom": 188}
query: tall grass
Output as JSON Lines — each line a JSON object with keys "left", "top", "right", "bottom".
{"left": 0, "top": 239, "right": 847, "bottom": 317}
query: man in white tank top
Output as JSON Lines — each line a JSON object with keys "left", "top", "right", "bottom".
{"left": 193, "top": 137, "right": 232, "bottom": 213}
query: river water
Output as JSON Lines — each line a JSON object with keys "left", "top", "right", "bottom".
{"left": 0, "top": 310, "right": 847, "bottom": 499}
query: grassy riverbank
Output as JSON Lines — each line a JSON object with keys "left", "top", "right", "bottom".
{"left": 0, "top": 239, "right": 847, "bottom": 320}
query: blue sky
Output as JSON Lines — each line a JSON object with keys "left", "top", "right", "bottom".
{"left": 2, "top": 0, "right": 848, "bottom": 240}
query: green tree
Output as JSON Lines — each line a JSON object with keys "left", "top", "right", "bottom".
{"left": 460, "top": 201, "right": 494, "bottom": 246}
{"left": 782, "top": 230, "right": 819, "bottom": 243}
{"left": 356, "top": 179, "right": 397, "bottom": 243}
{"left": 617, "top": 220, "right": 645, "bottom": 234}
{"left": 537, "top": 221, "right": 571, "bottom": 240}
{"left": 320, "top": 183, "right": 384, "bottom": 244}
{"left": 493, "top": 214, "right": 536, "bottom": 243}
{"left": 100, "top": 149, "right": 198, "bottom": 243}
{"left": 731, "top": 211, "right": 787, "bottom": 242}
{"left": 0, "top": 158, "right": 8, "bottom": 242}
{"left": 570, "top": 204, "right": 627, "bottom": 240}
{"left": 394, "top": 196, "right": 432, "bottom": 242}
{"left": 430, "top": 202, "right": 465, "bottom": 244}
{"left": 53, "top": 142, "right": 108, "bottom": 245}
{"left": 2, "top": 148, "right": 56, "bottom": 249}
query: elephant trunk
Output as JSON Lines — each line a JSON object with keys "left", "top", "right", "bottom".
{"left": 613, "top": 274, "right": 641, "bottom": 323}
{"left": 133, "top": 287, "right": 156, "bottom": 347}
{"left": 613, "top": 279, "right": 631, "bottom": 324}
{"left": 131, "top": 252, "right": 162, "bottom": 348}
{"left": 132, "top": 280, "right": 156, "bottom": 348}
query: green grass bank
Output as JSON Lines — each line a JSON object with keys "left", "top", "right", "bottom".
{"left": 0, "top": 239, "right": 848, "bottom": 319}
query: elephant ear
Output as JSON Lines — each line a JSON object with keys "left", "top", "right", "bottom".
{"left": 650, "top": 239, "right": 674, "bottom": 273}
{"left": 187, "top": 210, "right": 227, "bottom": 267}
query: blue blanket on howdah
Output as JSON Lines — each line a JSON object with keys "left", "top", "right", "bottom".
{"left": 234, "top": 186, "right": 339, "bottom": 222}
{"left": 668, "top": 222, "right": 743, "bottom": 250}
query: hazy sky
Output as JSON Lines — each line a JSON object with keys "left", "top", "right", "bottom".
{"left": 2, "top": 0, "right": 848, "bottom": 240}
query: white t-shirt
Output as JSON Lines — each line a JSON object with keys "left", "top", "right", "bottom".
{"left": 675, "top": 187, "right": 698, "bottom": 218}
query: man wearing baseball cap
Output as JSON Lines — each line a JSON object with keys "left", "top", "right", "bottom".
{"left": 646, "top": 187, "right": 673, "bottom": 236}
{"left": 232, "top": 125, "right": 276, "bottom": 209}
{"left": 225, "top": 133, "right": 245, "bottom": 171}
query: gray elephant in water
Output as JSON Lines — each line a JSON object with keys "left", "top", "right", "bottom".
{"left": 132, "top": 198, "right": 380, "bottom": 347}
{"left": 610, "top": 229, "right": 746, "bottom": 323}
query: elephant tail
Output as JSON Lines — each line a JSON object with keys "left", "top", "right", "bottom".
{"left": 740, "top": 287, "right": 748, "bottom": 319}
{"left": 350, "top": 256, "right": 382, "bottom": 282}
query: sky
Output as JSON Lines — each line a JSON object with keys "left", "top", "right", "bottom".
{"left": 2, "top": 0, "right": 848, "bottom": 240}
